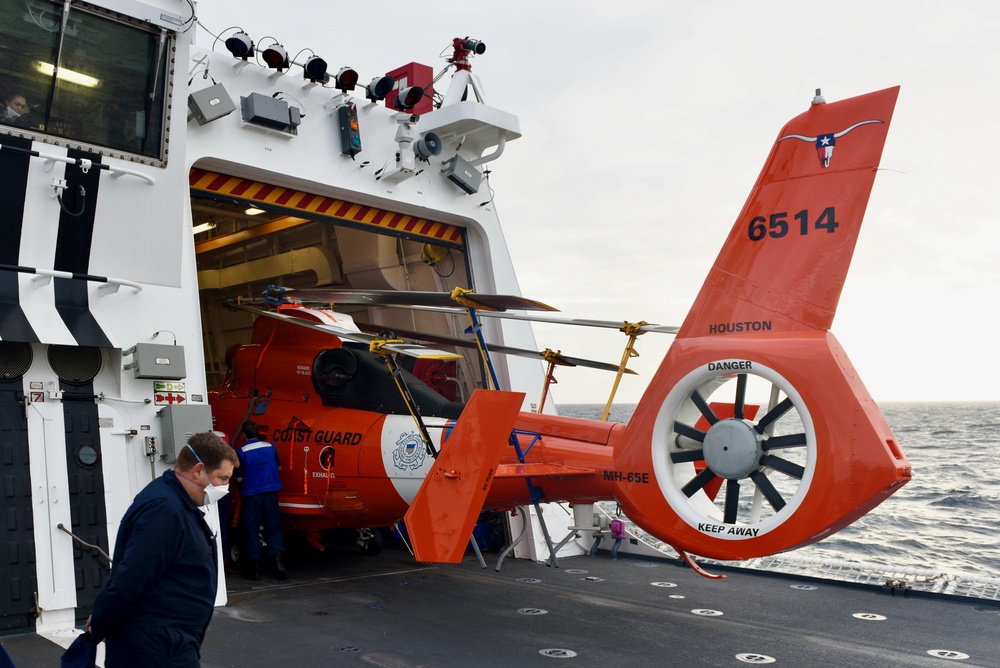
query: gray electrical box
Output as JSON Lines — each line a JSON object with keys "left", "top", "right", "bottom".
{"left": 124, "top": 343, "right": 186, "bottom": 380}
{"left": 188, "top": 83, "right": 237, "bottom": 125}
{"left": 159, "top": 404, "right": 213, "bottom": 463}
{"left": 241, "top": 92, "right": 301, "bottom": 133}
{"left": 441, "top": 155, "right": 483, "bottom": 194}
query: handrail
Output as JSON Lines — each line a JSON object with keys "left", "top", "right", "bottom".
{"left": 0, "top": 139, "right": 155, "bottom": 184}
{"left": 0, "top": 263, "right": 143, "bottom": 294}
{"left": 57, "top": 523, "right": 111, "bottom": 565}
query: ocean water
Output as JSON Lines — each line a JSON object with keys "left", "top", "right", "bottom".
{"left": 557, "top": 401, "right": 1000, "bottom": 579}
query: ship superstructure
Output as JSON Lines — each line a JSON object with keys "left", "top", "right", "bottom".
{"left": 0, "top": 0, "right": 542, "bottom": 634}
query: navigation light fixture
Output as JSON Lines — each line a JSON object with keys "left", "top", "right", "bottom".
{"left": 302, "top": 55, "right": 328, "bottom": 83}
{"left": 365, "top": 75, "right": 395, "bottom": 102}
{"left": 262, "top": 43, "right": 290, "bottom": 71}
{"left": 393, "top": 86, "right": 425, "bottom": 111}
{"left": 225, "top": 31, "right": 254, "bottom": 60}
{"left": 333, "top": 67, "right": 359, "bottom": 93}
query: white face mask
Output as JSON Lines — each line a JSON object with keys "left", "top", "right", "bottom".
{"left": 184, "top": 443, "right": 230, "bottom": 505}
{"left": 6, "top": 106, "right": 21, "bottom": 120}
{"left": 201, "top": 482, "right": 230, "bottom": 506}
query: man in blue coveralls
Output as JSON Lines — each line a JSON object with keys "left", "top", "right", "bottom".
{"left": 237, "top": 420, "right": 287, "bottom": 580}
{"left": 88, "top": 431, "right": 237, "bottom": 667}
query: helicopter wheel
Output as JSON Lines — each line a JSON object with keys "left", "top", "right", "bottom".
{"left": 652, "top": 361, "right": 817, "bottom": 539}
{"left": 226, "top": 526, "right": 247, "bottom": 569}
{"left": 357, "top": 528, "right": 384, "bottom": 556}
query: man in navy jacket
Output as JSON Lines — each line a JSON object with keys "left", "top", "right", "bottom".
{"left": 88, "top": 432, "right": 237, "bottom": 667}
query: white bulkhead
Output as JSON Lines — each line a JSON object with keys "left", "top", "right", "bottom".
{"left": 0, "top": 0, "right": 545, "bottom": 634}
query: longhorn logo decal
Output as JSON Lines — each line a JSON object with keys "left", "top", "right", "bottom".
{"left": 777, "top": 119, "right": 883, "bottom": 168}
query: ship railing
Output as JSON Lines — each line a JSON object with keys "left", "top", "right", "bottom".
{"left": 0, "top": 263, "right": 142, "bottom": 295}
{"left": 725, "top": 554, "right": 1000, "bottom": 601}
{"left": 0, "top": 140, "right": 155, "bottom": 184}
{"left": 594, "top": 503, "right": 1000, "bottom": 601}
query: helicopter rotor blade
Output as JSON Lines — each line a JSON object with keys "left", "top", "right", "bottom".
{"left": 223, "top": 301, "right": 461, "bottom": 361}
{"left": 353, "top": 322, "right": 637, "bottom": 374}
{"left": 272, "top": 287, "right": 557, "bottom": 312}
{"left": 390, "top": 305, "right": 680, "bottom": 334}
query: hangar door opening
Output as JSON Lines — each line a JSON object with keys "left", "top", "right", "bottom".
{"left": 190, "top": 168, "right": 483, "bottom": 404}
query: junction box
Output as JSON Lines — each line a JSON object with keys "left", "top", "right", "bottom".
{"left": 159, "top": 404, "right": 213, "bottom": 463}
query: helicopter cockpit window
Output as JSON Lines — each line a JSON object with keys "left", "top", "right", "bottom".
{"left": 0, "top": 0, "right": 170, "bottom": 164}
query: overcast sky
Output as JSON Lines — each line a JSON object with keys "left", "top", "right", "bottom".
{"left": 193, "top": 1, "right": 999, "bottom": 405}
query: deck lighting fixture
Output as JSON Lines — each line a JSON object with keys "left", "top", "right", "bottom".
{"left": 302, "top": 55, "right": 328, "bottom": 83}
{"left": 365, "top": 75, "right": 395, "bottom": 102}
{"left": 34, "top": 61, "right": 99, "bottom": 88}
{"left": 225, "top": 31, "right": 254, "bottom": 60}
{"left": 245, "top": 207, "right": 265, "bottom": 216}
{"left": 393, "top": 85, "right": 425, "bottom": 111}
{"left": 262, "top": 43, "right": 290, "bottom": 71}
{"left": 192, "top": 222, "right": 216, "bottom": 235}
{"left": 333, "top": 67, "right": 359, "bottom": 93}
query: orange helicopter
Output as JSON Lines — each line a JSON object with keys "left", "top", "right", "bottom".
{"left": 208, "top": 86, "right": 911, "bottom": 568}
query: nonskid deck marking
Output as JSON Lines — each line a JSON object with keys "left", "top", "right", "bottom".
{"left": 517, "top": 607, "right": 548, "bottom": 616}
{"left": 927, "top": 649, "right": 970, "bottom": 660}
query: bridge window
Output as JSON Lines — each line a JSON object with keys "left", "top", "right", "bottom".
{"left": 0, "top": 0, "right": 170, "bottom": 164}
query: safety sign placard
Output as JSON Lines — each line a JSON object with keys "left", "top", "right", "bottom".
{"left": 154, "top": 392, "right": 187, "bottom": 406}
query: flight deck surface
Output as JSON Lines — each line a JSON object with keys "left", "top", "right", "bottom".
{"left": 207, "top": 547, "right": 999, "bottom": 666}
{"left": 6, "top": 545, "right": 997, "bottom": 667}
{"left": 203, "top": 546, "right": 999, "bottom": 667}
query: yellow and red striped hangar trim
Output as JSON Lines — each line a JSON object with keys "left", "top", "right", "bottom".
{"left": 189, "top": 168, "right": 465, "bottom": 247}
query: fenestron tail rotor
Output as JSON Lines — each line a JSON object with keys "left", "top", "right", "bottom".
{"left": 663, "top": 364, "right": 814, "bottom": 532}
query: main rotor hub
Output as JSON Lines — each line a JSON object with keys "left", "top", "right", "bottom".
{"left": 702, "top": 418, "right": 762, "bottom": 480}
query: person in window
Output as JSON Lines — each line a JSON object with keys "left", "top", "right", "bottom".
{"left": 236, "top": 421, "right": 288, "bottom": 580}
{"left": 1, "top": 92, "right": 30, "bottom": 126}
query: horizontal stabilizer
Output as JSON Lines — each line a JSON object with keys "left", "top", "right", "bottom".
{"left": 404, "top": 389, "right": 525, "bottom": 563}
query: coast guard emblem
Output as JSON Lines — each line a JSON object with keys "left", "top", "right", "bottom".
{"left": 777, "top": 119, "right": 883, "bottom": 168}
{"left": 393, "top": 431, "right": 426, "bottom": 471}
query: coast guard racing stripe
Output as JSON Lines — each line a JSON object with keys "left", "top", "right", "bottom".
{"left": 53, "top": 148, "right": 112, "bottom": 348}
{"left": 0, "top": 136, "right": 39, "bottom": 342}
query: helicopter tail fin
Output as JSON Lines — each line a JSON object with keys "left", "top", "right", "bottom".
{"left": 404, "top": 389, "right": 524, "bottom": 563}
{"left": 678, "top": 86, "right": 899, "bottom": 338}
{"left": 611, "top": 87, "right": 910, "bottom": 561}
